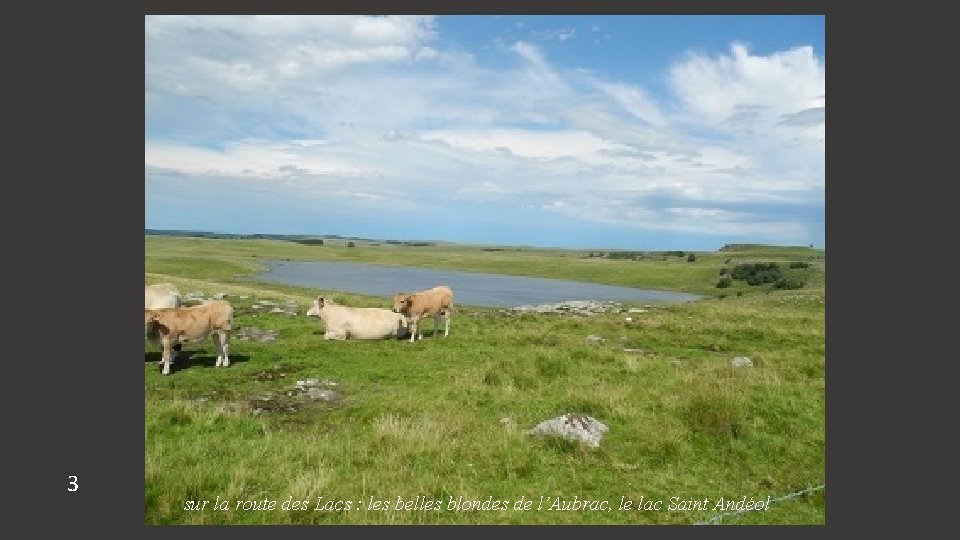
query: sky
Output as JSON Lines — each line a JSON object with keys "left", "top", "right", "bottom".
{"left": 145, "top": 15, "right": 825, "bottom": 251}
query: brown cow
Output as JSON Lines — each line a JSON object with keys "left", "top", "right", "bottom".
{"left": 144, "top": 299, "right": 233, "bottom": 375}
{"left": 392, "top": 285, "right": 454, "bottom": 343}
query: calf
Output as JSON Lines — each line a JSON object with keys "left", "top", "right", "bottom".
{"left": 392, "top": 285, "right": 454, "bottom": 343}
{"left": 144, "top": 299, "right": 233, "bottom": 375}
{"left": 306, "top": 296, "right": 409, "bottom": 340}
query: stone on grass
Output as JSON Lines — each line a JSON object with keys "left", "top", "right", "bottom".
{"left": 528, "top": 413, "right": 608, "bottom": 448}
{"left": 731, "top": 356, "right": 753, "bottom": 368}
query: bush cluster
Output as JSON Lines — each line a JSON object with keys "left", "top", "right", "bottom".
{"left": 717, "top": 262, "right": 806, "bottom": 289}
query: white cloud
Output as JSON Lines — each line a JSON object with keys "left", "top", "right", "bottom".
{"left": 146, "top": 16, "right": 824, "bottom": 246}
{"left": 533, "top": 28, "right": 577, "bottom": 41}
{"left": 593, "top": 81, "right": 666, "bottom": 127}
{"left": 421, "top": 128, "right": 630, "bottom": 164}
{"left": 145, "top": 15, "right": 439, "bottom": 102}
{"left": 669, "top": 42, "right": 825, "bottom": 141}
{"left": 144, "top": 140, "right": 370, "bottom": 179}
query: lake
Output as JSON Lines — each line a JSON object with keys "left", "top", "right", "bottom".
{"left": 254, "top": 260, "right": 704, "bottom": 308}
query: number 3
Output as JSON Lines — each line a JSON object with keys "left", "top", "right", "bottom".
{"left": 68, "top": 476, "right": 78, "bottom": 492}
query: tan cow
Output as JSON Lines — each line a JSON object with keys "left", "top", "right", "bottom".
{"left": 144, "top": 299, "right": 233, "bottom": 375}
{"left": 307, "top": 296, "right": 409, "bottom": 340}
{"left": 392, "top": 285, "right": 454, "bottom": 343}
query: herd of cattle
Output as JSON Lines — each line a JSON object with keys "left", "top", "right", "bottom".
{"left": 144, "top": 282, "right": 454, "bottom": 375}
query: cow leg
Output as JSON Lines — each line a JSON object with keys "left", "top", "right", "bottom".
{"left": 433, "top": 313, "right": 441, "bottom": 336}
{"left": 160, "top": 338, "right": 174, "bottom": 375}
{"left": 444, "top": 310, "right": 451, "bottom": 337}
{"left": 213, "top": 331, "right": 230, "bottom": 367}
{"left": 408, "top": 316, "right": 419, "bottom": 342}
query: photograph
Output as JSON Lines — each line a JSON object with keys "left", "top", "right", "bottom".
{"left": 144, "top": 14, "right": 825, "bottom": 524}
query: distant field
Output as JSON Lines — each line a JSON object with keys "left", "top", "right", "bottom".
{"left": 145, "top": 236, "right": 825, "bottom": 524}
{"left": 145, "top": 235, "right": 824, "bottom": 298}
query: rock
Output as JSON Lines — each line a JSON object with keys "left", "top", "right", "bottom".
{"left": 625, "top": 317, "right": 632, "bottom": 322}
{"left": 500, "top": 417, "right": 515, "bottom": 429}
{"left": 510, "top": 300, "right": 623, "bottom": 316}
{"left": 240, "top": 295, "right": 249, "bottom": 300}
{"left": 628, "top": 308, "right": 647, "bottom": 313}
{"left": 213, "top": 292, "right": 227, "bottom": 300}
{"left": 731, "top": 356, "right": 753, "bottom": 368}
{"left": 271, "top": 307, "right": 285, "bottom": 313}
{"left": 306, "top": 387, "right": 336, "bottom": 400}
{"left": 586, "top": 334, "right": 605, "bottom": 343}
{"left": 529, "top": 413, "right": 608, "bottom": 448}
{"left": 234, "top": 327, "right": 278, "bottom": 342}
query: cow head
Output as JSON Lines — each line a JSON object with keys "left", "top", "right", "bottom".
{"left": 392, "top": 292, "right": 411, "bottom": 314}
{"left": 144, "top": 309, "right": 160, "bottom": 338}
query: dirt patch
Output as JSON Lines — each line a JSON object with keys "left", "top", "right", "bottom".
{"left": 235, "top": 327, "right": 279, "bottom": 342}
{"left": 252, "top": 364, "right": 296, "bottom": 381}
{"left": 250, "top": 395, "right": 302, "bottom": 413}
{"left": 247, "top": 377, "right": 344, "bottom": 414}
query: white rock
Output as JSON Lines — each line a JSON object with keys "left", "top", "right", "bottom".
{"left": 731, "top": 356, "right": 753, "bottom": 368}
{"left": 529, "top": 413, "right": 608, "bottom": 448}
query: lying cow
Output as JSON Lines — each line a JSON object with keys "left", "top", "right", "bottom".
{"left": 144, "top": 299, "right": 233, "bottom": 375}
{"left": 145, "top": 283, "right": 183, "bottom": 355}
{"left": 306, "top": 296, "right": 409, "bottom": 340}
{"left": 145, "top": 282, "right": 181, "bottom": 309}
{"left": 392, "top": 285, "right": 454, "bottom": 343}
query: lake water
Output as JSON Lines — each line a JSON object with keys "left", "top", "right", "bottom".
{"left": 254, "top": 260, "right": 703, "bottom": 308}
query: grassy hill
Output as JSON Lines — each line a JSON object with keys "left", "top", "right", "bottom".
{"left": 144, "top": 235, "right": 825, "bottom": 524}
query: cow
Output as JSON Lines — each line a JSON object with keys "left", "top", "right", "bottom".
{"left": 306, "top": 296, "right": 409, "bottom": 340}
{"left": 144, "top": 299, "right": 233, "bottom": 375}
{"left": 392, "top": 285, "right": 454, "bottom": 343}
{"left": 145, "top": 282, "right": 181, "bottom": 309}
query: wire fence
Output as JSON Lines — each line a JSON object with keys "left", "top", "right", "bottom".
{"left": 694, "top": 483, "right": 825, "bottom": 525}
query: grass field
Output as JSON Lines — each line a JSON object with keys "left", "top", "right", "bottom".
{"left": 144, "top": 235, "right": 825, "bottom": 524}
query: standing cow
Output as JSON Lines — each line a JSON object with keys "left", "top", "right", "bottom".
{"left": 144, "top": 300, "right": 233, "bottom": 375}
{"left": 392, "top": 285, "right": 454, "bottom": 343}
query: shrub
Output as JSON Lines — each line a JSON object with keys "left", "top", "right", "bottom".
{"left": 719, "top": 267, "right": 730, "bottom": 276}
{"left": 774, "top": 278, "right": 805, "bottom": 290}
{"left": 789, "top": 261, "right": 810, "bottom": 269}
{"left": 716, "top": 277, "right": 733, "bottom": 288}
{"left": 347, "top": 241, "right": 356, "bottom": 248}
{"left": 687, "top": 253, "right": 697, "bottom": 262}
{"left": 732, "top": 263, "right": 783, "bottom": 286}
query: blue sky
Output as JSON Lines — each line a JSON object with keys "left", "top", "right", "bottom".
{"left": 145, "top": 15, "right": 824, "bottom": 250}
